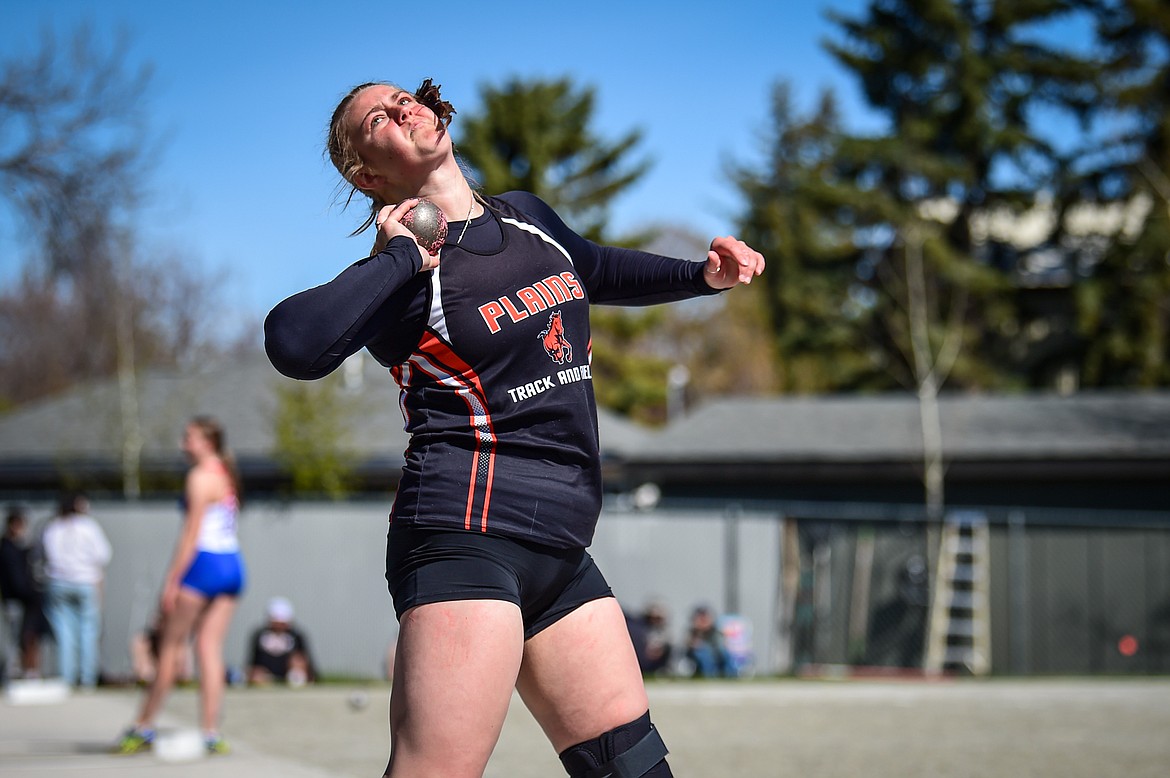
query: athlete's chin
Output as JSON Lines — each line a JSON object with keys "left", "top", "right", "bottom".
{"left": 427, "top": 124, "right": 449, "bottom": 147}
{"left": 412, "top": 135, "right": 448, "bottom": 160}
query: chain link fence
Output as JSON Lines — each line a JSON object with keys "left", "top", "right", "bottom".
{"left": 771, "top": 505, "right": 1170, "bottom": 676}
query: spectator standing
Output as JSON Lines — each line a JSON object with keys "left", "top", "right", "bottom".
{"left": 1, "top": 506, "right": 51, "bottom": 679}
{"left": 41, "top": 493, "right": 112, "bottom": 689}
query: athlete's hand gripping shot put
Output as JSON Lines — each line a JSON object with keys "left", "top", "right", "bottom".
{"left": 264, "top": 78, "right": 764, "bottom": 778}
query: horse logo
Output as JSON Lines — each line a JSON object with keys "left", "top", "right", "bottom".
{"left": 539, "top": 311, "right": 573, "bottom": 364}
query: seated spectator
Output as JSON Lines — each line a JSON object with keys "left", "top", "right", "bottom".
{"left": 716, "top": 612, "right": 753, "bottom": 677}
{"left": 626, "top": 602, "right": 673, "bottom": 676}
{"left": 684, "top": 604, "right": 732, "bottom": 678}
{"left": 130, "top": 613, "right": 194, "bottom": 686}
{"left": 247, "top": 597, "right": 316, "bottom": 687}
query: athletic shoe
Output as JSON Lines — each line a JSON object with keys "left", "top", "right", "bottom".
{"left": 204, "top": 734, "right": 230, "bottom": 755}
{"left": 113, "top": 727, "right": 155, "bottom": 754}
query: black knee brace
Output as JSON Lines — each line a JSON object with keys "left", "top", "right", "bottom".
{"left": 558, "top": 711, "right": 671, "bottom": 778}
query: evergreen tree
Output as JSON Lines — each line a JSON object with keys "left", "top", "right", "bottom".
{"left": 455, "top": 77, "right": 650, "bottom": 242}
{"left": 816, "top": 0, "right": 1104, "bottom": 390}
{"left": 457, "top": 76, "right": 680, "bottom": 420}
{"left": 730, "top": 84, "right": 887, "bottom": 393}
{"left": 587, "top": 306, "right": 674, "bottom": 424}
{"left": 1077, "top": 0, "right": 1170, "bottom": 387}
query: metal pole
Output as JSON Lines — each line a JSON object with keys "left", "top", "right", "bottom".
{"left": 724, "top": 504, "right": 741, "bottom": 615}
{"left": 1008, "top": 510, "right": 1030, "bottom": 674}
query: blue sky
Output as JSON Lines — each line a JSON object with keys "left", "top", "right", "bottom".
{"left": 1, "top": 0, "right": 875, "bottom": 332}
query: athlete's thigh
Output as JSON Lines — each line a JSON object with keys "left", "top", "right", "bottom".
{"left": 161, "top": 589, "right": 207, "bottom": 644}
{"left": 516, "top": 596, "right": 649, "bottom": 753}
{"left": 194, "top": 595, "right": 236, "bottom": 653}
{"left": 387, "top": 599, "right": 525, "bottom": 778}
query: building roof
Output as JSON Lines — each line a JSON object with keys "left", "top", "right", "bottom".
{"left": 0, "top": 353, "right": 647, "bottom": 490}
{"left": 637, "top": 392, "right": 1170, "bottom": 463}
{"left": 1, "top": 354, "right": 1167, "bottom": 495}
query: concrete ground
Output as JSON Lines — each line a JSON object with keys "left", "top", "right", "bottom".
{"left": 2, "top": 678, "right": 1168, "bottom": 776}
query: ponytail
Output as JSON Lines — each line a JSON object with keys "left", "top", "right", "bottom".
{"left": 189, "top": 415, "right": 244, "bottom": 508}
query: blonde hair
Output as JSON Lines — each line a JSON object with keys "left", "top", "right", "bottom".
{"left": 326, "top": 78, "right": 457, "bottom": 236}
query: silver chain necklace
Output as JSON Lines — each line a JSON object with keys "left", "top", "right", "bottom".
{"left": 455, "top": 195, "right": 476, "bottom": 244}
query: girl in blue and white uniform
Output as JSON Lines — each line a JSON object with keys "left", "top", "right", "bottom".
{"left": 117, "top": 416, "right": 245, "bottom": 755}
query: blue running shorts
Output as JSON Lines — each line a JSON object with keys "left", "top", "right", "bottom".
{"left": 180, "top": 550, "right": 246, "bottom": 598}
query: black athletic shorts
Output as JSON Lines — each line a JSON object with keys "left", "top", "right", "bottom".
{"left": 385, "top": 526, "right": 613, "bottom": 640}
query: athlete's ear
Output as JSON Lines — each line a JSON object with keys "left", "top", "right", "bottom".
{"left": 353, "top": 168, "right": 382, "bottom": 192}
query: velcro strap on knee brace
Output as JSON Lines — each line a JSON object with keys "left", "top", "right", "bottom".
{"left": 601, "top": 725, "right": 667, "bottom": 778}
{"left": 571, "top": 724, "right": 669, "bottom": 778}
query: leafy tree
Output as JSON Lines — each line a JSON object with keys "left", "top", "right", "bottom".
{"left": 455, "top": 77, "right": 650, "bottom": 242}
{"left": 271, "top": 374, "right": 360, "bottom": 498}
{"left": 0, "top": 28, "right": 234, "bottom": 494}
{"left": 728, "top": 2, "right": 1107, "bottom": 518}
{"left": 830, "top": 0, "right": 1104, "bottom": 520}
{"left": 582, "top": 223, "right": 781, "bottom": 423}
{"left": 0, "top": 28, "right": 226, "bottom": 409}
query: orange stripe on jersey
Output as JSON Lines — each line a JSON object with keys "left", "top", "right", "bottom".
{"left": 413, "top": 331, "right": 498, "bottom": 532}
{"left": 478, "top": 445, "right": 496, "bottom": 532}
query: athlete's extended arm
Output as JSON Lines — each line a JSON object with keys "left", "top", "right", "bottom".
{"left": 501, "top": 192, "right": 763, "bottom": 304}
{"left": 264, "top": 236, "right": 422, "bottom": 380}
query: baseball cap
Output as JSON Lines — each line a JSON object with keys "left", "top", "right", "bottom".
{"left": 267, "top": 597, "right": 294, "bottom": 622}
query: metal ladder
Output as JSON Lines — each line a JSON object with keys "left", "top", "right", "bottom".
{"left": 924, "top": 511, "right": 991, "bottom": 675}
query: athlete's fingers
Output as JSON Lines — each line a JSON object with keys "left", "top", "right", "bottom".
{"left": 703, "top": 246, "right": 741, "bottom": 289}
{"left": 371, "top": 198, "right": 424, "bottom": 257}
{"left": 388, "top": 197, "right": 421, "bottom": 220}
{"left": 703, "top": 250, "right": 725, "bottom": 282}
{"left": 713, "top": 235, "right": 765, "bottom": 283}
{"left": 707, "top": 236, "right": 765, "bottom": 287}
{"left": 373, "top": 205, "right": 393, "bottom": 231}
{"left": 375, "top": 198, "right": 421, "bottom": 231}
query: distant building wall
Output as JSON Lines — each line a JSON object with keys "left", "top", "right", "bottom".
{"left": 16, "top": 499, "right": 779, "bottom": 682}
{"left": 14, "top": 498, "right": 1166, "bottom": 682}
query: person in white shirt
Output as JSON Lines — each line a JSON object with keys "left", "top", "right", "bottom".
{"left": 41, "top": 492, "right": 112, "bottom": 688}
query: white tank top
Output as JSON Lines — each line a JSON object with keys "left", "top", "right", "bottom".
{"left": 196, "top": 493, "right": 240, "bottom": 554}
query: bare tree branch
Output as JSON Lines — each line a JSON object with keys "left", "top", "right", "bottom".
{"left": 0, "top": 26, "right": 232, "bottom": 425}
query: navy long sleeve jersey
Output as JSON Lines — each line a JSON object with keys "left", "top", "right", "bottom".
{"left": 265, "top": 192, "right": 718, "bottom": 548}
